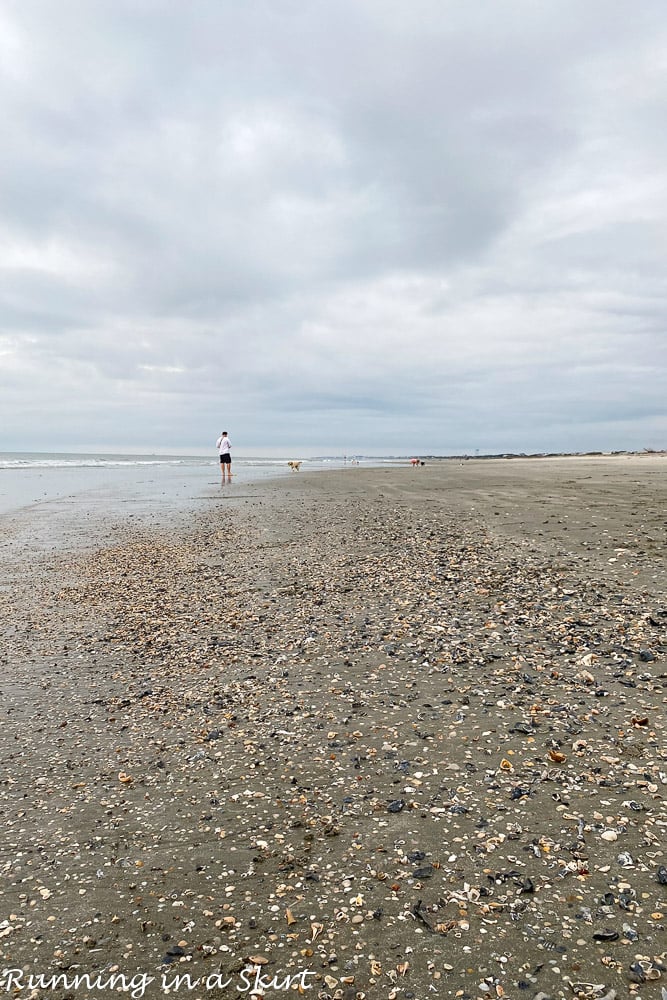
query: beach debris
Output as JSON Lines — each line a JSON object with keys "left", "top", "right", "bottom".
{"left": 387, "top": 799, "right": 405, "bottom": 813}
{"left": 3, "top": 462, "right": 665, "bottom": 999}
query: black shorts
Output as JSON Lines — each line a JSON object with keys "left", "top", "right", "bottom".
{"left": 219, "top": 454, "right": 231, "bottom": 464}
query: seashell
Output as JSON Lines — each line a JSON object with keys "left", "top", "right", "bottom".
{"left": 592, "top": 929, "right": 619, "bottom": 942}
{"left": 387, "top": 799, "right": 405, "bottom": 813}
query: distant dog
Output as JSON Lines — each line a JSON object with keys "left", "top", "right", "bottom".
{"left": 288, "top": 460, "right": 302, "bottom": 472}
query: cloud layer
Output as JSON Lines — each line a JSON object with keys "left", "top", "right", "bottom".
{"left": 2, "top": 0, "right": 666, "bottom": 454}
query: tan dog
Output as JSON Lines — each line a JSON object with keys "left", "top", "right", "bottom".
{"left": 287, "top": 460, "right": 302, "bottom": 472}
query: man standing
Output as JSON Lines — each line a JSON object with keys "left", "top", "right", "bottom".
{"left": 216, "top": 431, "right": 232, "bottom": 483}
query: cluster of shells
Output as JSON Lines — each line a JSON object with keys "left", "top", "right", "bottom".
{"left": 1, "top": 474, "right": 665, "bottom": 1000}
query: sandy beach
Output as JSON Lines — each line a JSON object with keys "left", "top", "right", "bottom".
{"left": 1, "top": 456, "right": 665, "bottom": 1000}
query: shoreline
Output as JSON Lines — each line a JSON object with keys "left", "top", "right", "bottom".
{"left": 1, "top": 458, "right": 665, "bottom": 999}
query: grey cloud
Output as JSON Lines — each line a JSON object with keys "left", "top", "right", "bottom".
{"left": 1, "top": 0, "right": 666, "bottom": 452}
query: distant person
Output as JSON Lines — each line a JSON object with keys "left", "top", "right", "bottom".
{"left": 216, "top": 431, "right": 232, "bottom": 483}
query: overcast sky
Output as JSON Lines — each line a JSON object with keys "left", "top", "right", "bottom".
{"left": 1, "top": 0, "right": 666, "bottom": 456}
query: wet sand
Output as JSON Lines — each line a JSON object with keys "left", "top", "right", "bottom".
{"left": 1, "top": 457, "right": 666, "bottom": 1000}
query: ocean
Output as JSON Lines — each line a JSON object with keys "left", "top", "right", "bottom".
{"left": 0, "top": 452, "right": 395, "bottom": 557}
{"left": 0, "top": 451, "right": 342, "bottom": 517}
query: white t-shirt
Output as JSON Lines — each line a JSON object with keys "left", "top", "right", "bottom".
{"left": 216, "top": 435, "right": 231, "bottom": 454}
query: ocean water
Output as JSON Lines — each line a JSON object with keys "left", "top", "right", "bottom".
{"left": 0, "top": 452, "right": 392, "bottom": 557}
{"left": 0, "top": 451, "right": 393, "bottom": 517}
